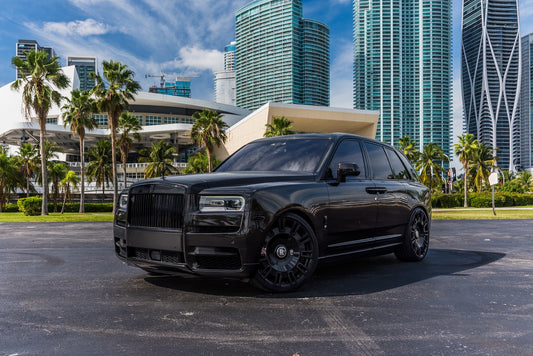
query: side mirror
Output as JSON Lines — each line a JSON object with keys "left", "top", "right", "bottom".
{"left": 337, "top": 162, "right": 360, "bottom": 183}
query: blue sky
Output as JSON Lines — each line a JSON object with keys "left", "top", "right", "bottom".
{"left": 1, "top": 0, "right": 533, "bottom": 129}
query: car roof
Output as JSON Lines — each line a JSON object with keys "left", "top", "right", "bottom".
{"left": 253, "top": 132, "right": 393, "bottom": 148}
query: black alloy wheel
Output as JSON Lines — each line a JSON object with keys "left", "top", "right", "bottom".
{"left": 252, "top": 213, "right": 318, "bottom": 292}
{"left": 395, "top": 207, "right": 430, "bottom": 261}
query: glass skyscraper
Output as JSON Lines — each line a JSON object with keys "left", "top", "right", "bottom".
{"left": 462, "top": 0, "right": 521, "bottom": 171}
{"left": 235, "top": 0, "right": 329, "bottom": 110}
{"left": 16, "top": 40, "right": 56, "bottom": 79}
{"left": 353, "top": 0, "right": 452, "bottom": 155}
{"left": 67, "top": 57, "right": 97, "bottom": 91}
{"left": 520, "top": 34, "right": 533, "bottom": 171}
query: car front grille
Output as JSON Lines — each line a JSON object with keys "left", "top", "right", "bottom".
{"left": 129, "top": 247, "right": 184, "bottom": 264}
{"left": 128, "top": 192, "right": 184, "bottom": 229}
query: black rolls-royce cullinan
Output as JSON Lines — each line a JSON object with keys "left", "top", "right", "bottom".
{"left": 114, "top": 133, "right": 431, "bottom": 292}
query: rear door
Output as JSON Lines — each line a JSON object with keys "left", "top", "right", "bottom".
{"left": 363, "top": 142, "right": 412, "bottom": 237}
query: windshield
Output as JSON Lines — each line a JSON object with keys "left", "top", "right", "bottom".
{"left": 215, "top": 138, "right": 331, "bottom": 173}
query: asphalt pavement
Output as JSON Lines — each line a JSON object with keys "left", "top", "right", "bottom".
{"left": 0, "top": 220, "right": 532, "bottom": 355}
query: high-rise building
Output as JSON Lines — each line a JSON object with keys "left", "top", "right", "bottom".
{"left": 462, "top": 0, "right": 521, "bottom": 171}
{"left": 215, "top": 42, "right": 237, "bottom": 105}
{"left": 16, "top": 40, "right": 57, "bottom": 79}
{"left": 520, "top": 34, "right": 533, "bottom": 171}
{"left": 235, "top": 0, "right": 329, "bottom": 110}
{"left": 353, "top": 0, "right": 452, "bottom": 156}
{"left": 67, "top": 57, "right": 97, "bottom": 91}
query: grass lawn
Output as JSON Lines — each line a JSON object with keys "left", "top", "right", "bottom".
{"left": 1, "top": 209, "right": 532, "bottom": 223}
{"left": 0, "top": 212, "right": 114, "bottom": 223}
{"left": 432, "top": 208, "right": 533, "bottom": 220}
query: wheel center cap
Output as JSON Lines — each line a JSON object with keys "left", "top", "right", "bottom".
{"left": 275, "top": 245, "right": 288, "bottom": 259}
{"left": 415, "top": 230, "right": 420, "bottom": 240}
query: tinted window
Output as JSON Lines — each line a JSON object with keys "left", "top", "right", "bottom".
{"left": 216, "top": 138, "right": 331, "bottom": 173}
{"left": 364, "top": 142, "right": 393, "bottom": 179}
{"left": 385, "top": 148, "right": 411, "bottom": 180}
{"left": 327, "top": 140, "right": 366, "bottom": 179}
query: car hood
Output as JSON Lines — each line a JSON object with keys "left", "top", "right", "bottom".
{"left": 131, "top": 171, "right": 317, "bottom": 194}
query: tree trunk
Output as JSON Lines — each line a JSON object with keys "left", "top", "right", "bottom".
{"left": 40, "top": 130, "right": 48, "bottom": 215}
{"left": 61, "top": 183, "right": 68, "bottom": 214}
{"left": 79, "top": 137, "right": 85, "bottom": 214}
{"left": 110, "top": 116, "right": 118, "bottom": 214}
{"left": 463, "top": 163, "right": 468, "bottom": 208}
{"left": 26, "top": 173, "right": 30, "bottom": 198}
{"left": 122, "top": 149, "right": 127, "bottom": 189}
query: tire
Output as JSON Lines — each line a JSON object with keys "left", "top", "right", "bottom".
{"left": 395, "top": 208, "right": 430, "bottom": 261}
{"left": 252, "top": 213, "right": 319, "bottom": 292}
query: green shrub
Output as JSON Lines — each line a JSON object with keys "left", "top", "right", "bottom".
{"left": 17, "top": 197, "right": 43, "bottom": 216}
{"left": 432, "top": 193, "right": 463, "bottom": 208}
{"left": 468, "top": 192, "right": 512, "bottom": 207}
{"left": 511, "top": 193, "right": 533, "bottom": 206}
{"left": 46, "top": 202, "right": 114, "bottom": 213}
{"left": 3, "top": 203, "right": 19, "bottom": 212}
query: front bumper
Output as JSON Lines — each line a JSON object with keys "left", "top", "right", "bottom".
{"left": 113, "top": 216, "right": 263, "bottom": 278}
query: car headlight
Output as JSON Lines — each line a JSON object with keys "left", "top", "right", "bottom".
{"left": 199, "top": 196, "right": 245, "bottom": 212}
{"left": 119, "top": 193, "right": 128, "bottom": 209}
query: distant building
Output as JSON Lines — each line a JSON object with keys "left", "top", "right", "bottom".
{"left": 462, "top": 0, "right": 521, "bottom": 171}
{"left": 353, "top": 0, "right": 452, "bottom": 156}
{"left": 148, "top": 78, "right": 192, "bottom": 98}
{"left": 520, "top": 34, "right": 533, "bottom": 172}
{"left": 15, "top": 40, "right": 56, "bottom": 79}
{"left": 67, "top": 56, "right": 97, "bottom": 91}
{"left": 235, "top": 0, "right": 329, "bottom": 110}
{"left": 215, "top": 41, "right": 236, "bottom": 105}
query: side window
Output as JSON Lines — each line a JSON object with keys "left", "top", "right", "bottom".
{"left": 364, "top": 142, "right": 393, "bottom": 179}
{"left": 327, "top": 140, "right": 366, "bottom": 179}
{"left": 385, "top": 148, "right": 411, "bottom": 180}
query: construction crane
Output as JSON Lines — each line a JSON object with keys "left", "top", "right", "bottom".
{"left": 145, "top": 72, "right": 166, "bottom": 88}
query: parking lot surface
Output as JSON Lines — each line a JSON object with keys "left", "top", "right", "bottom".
{"left": 0, "top": 220, "right": 532, "bottom": 355}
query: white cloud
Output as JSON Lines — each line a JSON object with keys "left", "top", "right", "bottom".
{"left": 169, "top": 46, "right": 224, "bottom": 73}
{"left": 42, "top": 19, "right": 112, "bottom": 37}
{"left": 330, "top": 39, "right": 353, "bottom": 108}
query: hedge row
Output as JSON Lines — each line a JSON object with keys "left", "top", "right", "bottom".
{"left": 13, "top": 197, "right": 113, "bottom": 215}
{"left": 432, "top": 193, "right": 533, "bottom": 208}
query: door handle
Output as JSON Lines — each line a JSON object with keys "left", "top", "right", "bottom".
{"left": 365, "top": 187, "right": 387, "bottom": 194}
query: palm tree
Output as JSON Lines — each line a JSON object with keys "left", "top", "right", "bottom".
{"left": 62, "top": 89, "right": 97, "bottom": 213}
{"left": 468, "top": 143, "right": 496, "bottom": 192}
{"left": 86, "top": 139, "right": 113, "bottom": 202}
{"left": 416, "top": 143, "right": 448, "bottom": 190}
{"left": 397, "top": 135, "right": 420, "bottom": 165}
{"left": 141, "top": 141, "right": 178, "bottom": 178}
{"left": 517, "top": 171, "right": 533, "bottom": 192}
{"left": 454, "top": 133, "right": 479, "bottom": 207}
{"left": 60, "top": 170, "right": 80, "bottom": 214}
{"left": 91, "top": 60, "right": 140, "bottom": 211}
{"left": 183, "top": 151, "right": 221, "bottom": 174}
{"left": 0, "top": 152, "right": 23, "bottom": 212}
{"left": 264, "top": 116, "right": 295, "bottom": 137}
{"left": 17, "top": 143, "right": 39, "bottom": 197}
{"left": 191, "top": 109, "right": 228, "bottom": 172}
{"left": 35, "top": 141, "right": 64, "bottom": 201}
{"left": 11, "top": 49, "right": 70, "bottom": 215}
{"left": 48, "top": 161, "right": 67, "bottom": 212}
{"left": 117, "top": 111, "right": 142, "bottom": 188}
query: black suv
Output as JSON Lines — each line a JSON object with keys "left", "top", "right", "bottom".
{"left": 114, "top": 133, "right": 431, "bottom": 292}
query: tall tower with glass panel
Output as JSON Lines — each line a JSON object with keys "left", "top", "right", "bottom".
{"left": 16, "top": 40, "right": 57, "bottom": 79}
{"left": 353, "top": 0, "right": 452, "bottom": 156}
{"left": 235, "top": 0, "right": 329, "bottom": 110}
{"left": 462, "top": 0, "right": 521, "bottom": 171}
{"left": 67, "top": 57, "right": 97, "bottom": 91}
{"left": 520, "top": 34, "right": 533, "bottom": 171}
